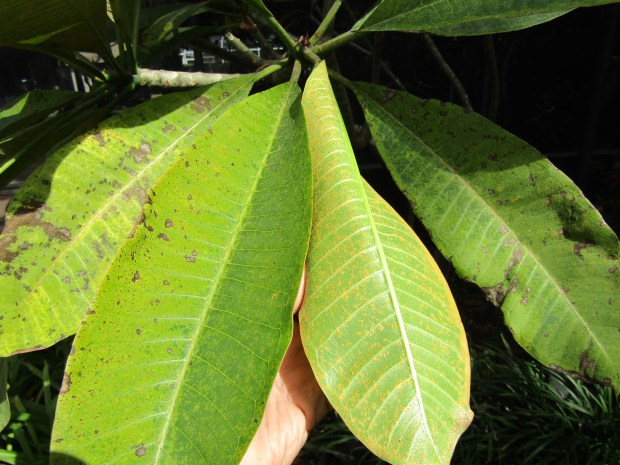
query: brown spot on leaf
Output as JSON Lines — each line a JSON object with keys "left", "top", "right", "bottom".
{"left": 190, "top": 103, "right": 205, "bottom": 114}
{"left": 573, "top": 241, "right": 594, "bottom": 260}
{"left": 92, "top": 132, "right": 106, "bottom": 147}
{"left": 158, "top": 233, "right": 170, "bottom": 241}
{"left": 609, "top": 266, "right": 617, "bottom": 273}
{"left": 185, "top": 255, "right": 196, "bottom": 263}
{"left": 132, "top": 271, "right": 141, "bottom": 282}
{"left": 163, "top": 280, "right": 170, "bottom": 285}
{"left": 499, "top": 225, "right": 508, "bottom": 235}
{"left": 194, "top": 96, "right": 212, "bottom": 110}
{"left": 136, "top": 328, "right": 142, "bottom": 335}
{"left": 162, "top": 124, "right": 176, "bottom": 133}
{"left": 135, "top": 446, "right": 147, "bottom": 457}
{"left": 165, "top": 219, "right": 174, "bottom": 228}
{"left": 380, "top": 89, "right": 397, "bottom": 104}
{"left": 483, "top": 283, "right": 506, "bottom": 307}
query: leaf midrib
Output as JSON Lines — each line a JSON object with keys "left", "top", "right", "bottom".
{"left": 152, "top": 84, "right": 295, "bottom": 464}
{"left": 354, "top": 84, "right": 610, "bottom": 367}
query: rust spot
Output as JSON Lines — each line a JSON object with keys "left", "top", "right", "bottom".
{"left": 483, "top": 283, "right": 506, "bottom": 307}
{"left": 573, "top": 241, "right": 594, "bottom": 260}
{"left": 505, "top": 246, "right": 524, "bottom": 278}
{"left": 127, "top": 144, "right": 151, "bottom": 164}
{"left": 578, "top": 342, "right": 597, "bottom": 378}
{"left": 194, "top": 96, "right": 212, "bottom": 110}
{"left": 92, "top": 132, "right": 106, "bottom": 147}
{"left": 60, "top": 372, "right": 72, "bottom": 395}
{"left": 190, "top": 103, "right": 205, "bottom": 114}
{"left": 165, "top": 219, "right": 174, "bottom": 228}
{"left": 158, "top": 233, "right": 170, "bottom": 241}
{"left": 132, "top": 271, "right": 141, "bottom": 282}
{"left": 380, "top": 89, "right": 397, "bottom": 104}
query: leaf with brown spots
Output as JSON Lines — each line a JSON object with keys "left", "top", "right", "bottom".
{"left": 352, "top": 81, "right": 620, "bottom": 389}
{"left": 0, "top": 75, "right": 254, "bottom": 356}
{"left": 301, "top": 62, "right": 472, "bottom": 465}
{"left": 51, "top": 82, "right": 312, "bottom": 465}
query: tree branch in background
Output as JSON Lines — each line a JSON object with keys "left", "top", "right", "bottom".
{"left": 422, "top": 33, "right": 473, "bottom": 111}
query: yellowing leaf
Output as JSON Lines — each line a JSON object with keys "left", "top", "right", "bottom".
{"left": 300, "top": 62, "right": 472, "bottom": 465}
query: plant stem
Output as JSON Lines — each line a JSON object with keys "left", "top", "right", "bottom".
{"left": 246, "top": 15, "right": 279, "bottom": 59}
{"left": 311, "top": 0, "right": 342, "bottom": 45}
{"left": 253, "top": 60, "right": 289, "bottom": 82}
{"left": 290, "top": 60, "right": 302, "bottom": 83}
{"left": 224, "top": 32, "right": 265, "bottom": 66}
{"left": 312, "top": 30, "right": 365, "bottom": 56}
{"left": 422, "top": 33, "right": 473, "bottom": 111}
{"left": 135, "top": 69, "right": 243, "bottom": 87}
{"left": 244, "top": 1, "right": 298, "bottom": 53}
{"left": 483, "top": 35, "right": 500, "bottom": 121}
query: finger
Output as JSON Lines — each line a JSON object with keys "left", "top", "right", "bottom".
{"left": 293, "top": 264, "right": 307, "bottom": 315}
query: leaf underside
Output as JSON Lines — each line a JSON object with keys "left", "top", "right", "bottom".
{"left": 51, "top": 82, "right": 312, "bottom": 465}
{"left": 352, "top": 82, "right": 620, "bottom": 388}
{"left": 0, "top": 76, "right": 254, "bottom": 356}
{"left": 301, "top": 62, "right": 472, "bottom": 465}
{"left": 352, "top": 0, "right": 618, "bottom": 35}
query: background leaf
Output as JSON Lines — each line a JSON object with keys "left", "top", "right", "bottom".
{"left": 0, "top": 90, "right": 81, "bottom": 143}
{"left": 51, "top": 82, "right": 311, "bottom": 465}
{"left": 352, "top": 82, "right": 620, "bottom": 388}
{"left": 0, "top": 359, "right": 8, "bottom": 432}
{"left": 0, "top": 76, "right": 254, "bottom": 356}
{"left": 352, "top": 0, "right": 618, "bottom": 35}
{"left": 0, "top": 0, "right": 107, "bottom": 53}
{"left": 301, "top": 62, "right": 472, "bottom": 465}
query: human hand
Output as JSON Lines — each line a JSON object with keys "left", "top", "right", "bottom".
{"left": 240, "top": 268, "right": 330, "bottom": 465}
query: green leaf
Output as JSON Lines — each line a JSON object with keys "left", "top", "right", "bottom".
{"left": 0, "top": 76, "right": 255, "bottom": 356}
{"left": 352, "top": 0, "right": 617, "bottom": 35}
{"left": 0, "top": 90, "right": 81, "bottom": 142}
{"left": 141, "top": 1, "right": 214, "bottom": 48}
{"left": 0, "top": 358, "right": 9, "bottom": 431}
{"left": 351, "top": 82, "right": 620, "bottom": 388}
{"left": 51, "top": 82, "right": 311, "bottom": 464}
{"left": 0, "top": 0, "right": 107, "bottom": 52}
{"left": 300, "top": 62, "right": 472, "bottom": 465}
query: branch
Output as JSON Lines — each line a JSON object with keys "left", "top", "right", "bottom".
{"left": 422, "top": 33, "right": 472, "bottom": 111}
{"left": 135, "top": 69, "right": 243, "bottom": 88}
{"left": 224, "top": 32, "right": 266, "bottom": 66}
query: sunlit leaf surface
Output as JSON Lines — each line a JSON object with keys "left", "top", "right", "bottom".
{"left": 0, "top": 77, "right": 254, "bottom": 355}
{"left": 301, "top": 62, "right": 472, "bottom": 465}
{"left": 352, "top": 82, "right": 620, "bottom": 388}
{"left": 51, "top": 82, "right": 312, "bottom": 464}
